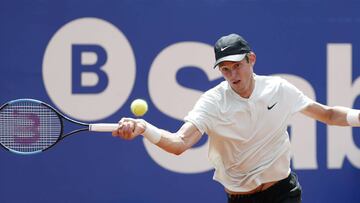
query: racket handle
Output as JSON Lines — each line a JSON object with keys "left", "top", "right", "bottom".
{"left": 89, "top": 123, "right": 118, "bottom": 132}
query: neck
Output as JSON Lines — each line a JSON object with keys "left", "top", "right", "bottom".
{"left": 236, "top": 76, "right": 255, "bottom": 98}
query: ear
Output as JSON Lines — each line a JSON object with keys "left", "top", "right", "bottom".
{"left": 248, "top": 52, "right": 256, "bottom": 65}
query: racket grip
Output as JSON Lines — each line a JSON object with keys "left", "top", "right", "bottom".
{"left": 89, "top": 123, "right": 118, "bottom": 132}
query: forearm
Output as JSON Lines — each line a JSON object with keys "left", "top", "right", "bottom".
{"left": 155, "top": 129, "right": 187, "bottom": 155}
{"left": 328, "top": 106, "right": 360, "bottom": 126}
{"left": 142, "top": 121, "right": 197, "bottom": 155}
{"left": 113, "top": 118, "right": 201, "bottom": 155}
{"left": 302, "top": 103, "right": 360, "bottom": 126}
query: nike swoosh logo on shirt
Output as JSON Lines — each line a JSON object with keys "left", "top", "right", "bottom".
{"left": 267, "top": 102, "right": 277, "bottom": 110}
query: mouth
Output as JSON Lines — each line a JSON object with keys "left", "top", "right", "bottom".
{"left": 232, "top": 80, "right": 241, "bottom": 85}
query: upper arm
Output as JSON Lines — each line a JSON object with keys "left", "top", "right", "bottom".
{"left": 156, "top": 122, "right": 203, "bottom": 155}
{"left": 176, "top": 122, "right": 203, "bottom": 150}
{"left": 301, "top": 102, "right": 329, "bottom": 122}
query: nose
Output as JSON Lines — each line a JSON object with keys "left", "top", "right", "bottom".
{"left": 227, "top": 68, "right": 238, "bottom": 80}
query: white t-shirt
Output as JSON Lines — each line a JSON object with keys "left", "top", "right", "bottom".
{"left": 184, "top": 74, "right": 313, "bottom": 192}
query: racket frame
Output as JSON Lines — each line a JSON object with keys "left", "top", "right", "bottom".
{"left": 0, "top": 98, "right": 90, "bottom": 154}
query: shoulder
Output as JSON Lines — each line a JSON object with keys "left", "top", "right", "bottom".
{"left": 202, "top": 81, "right": 228, "bottom": 100}
{"left": 257, "top": 75, "right": 297, "bottom": 90}
{"left": 256, "top": 74, "right": 285, "bottom": 85}
{"left": 192, "top": 81, "right": 229, "bottom": 112}
{"left": 260, "top": 75, "right": 307, "bottom": 100}
{"left": 255, "top": 75, "right": 285, "bottom": 94}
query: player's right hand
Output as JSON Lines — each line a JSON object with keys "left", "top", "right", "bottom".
{"left": 112, "top": 118, "right": 146, "bottom": 140}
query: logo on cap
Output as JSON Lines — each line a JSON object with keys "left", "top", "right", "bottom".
{"left": 220, "top": 46, "right": 231, "bottom": 51}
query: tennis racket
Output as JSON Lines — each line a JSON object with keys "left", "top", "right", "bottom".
{"left": 0, "top": 98, "right": 118, "bottom": 155}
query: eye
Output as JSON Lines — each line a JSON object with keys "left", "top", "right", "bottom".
{"left": 220, "top": 67, "right": 230, "bottom": 72}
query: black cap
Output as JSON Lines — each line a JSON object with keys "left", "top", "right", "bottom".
{"left": 213, "top": 33, "right": 251, "bottom": 68}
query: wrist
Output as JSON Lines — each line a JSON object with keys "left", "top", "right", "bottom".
{"left": 346, "top": 110, "right": 360, "bottom": 126}
{"left": 142, "top": 121, "right": 162, "bottom": 144}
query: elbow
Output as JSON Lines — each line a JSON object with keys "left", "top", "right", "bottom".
{"left": 163, "top": 146, "right": 185, "bottom": 156}
{"left": 170, "top": 140, "right": 188, "bottom": 156}
{"left": 171, "top": 146, "right": 187, "bottom": 156}
{"left": 325, "top": 109, "right": 336, "bottom": 125}
{"left": 325, "top": 108, "right": 346, "bottom": 126}
{"left": 162, "top": 138, "right": 188, "bottom": 155}
{"left": 172, "top": 151, "right": 183, "bottom": 156}
{"left": 170, "top": 133, "right": 189, "bottom": 155}
{"left": 163, "top": 133, "right": 193, "bottom": 155}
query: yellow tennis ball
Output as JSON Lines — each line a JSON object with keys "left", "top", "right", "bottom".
{"left": 130, "top": 99, "right": 148, "bottom": 117}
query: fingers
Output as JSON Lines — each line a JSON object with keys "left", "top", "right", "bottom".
{"left": 112, "top": 117, "right": 138, "bottom": 140}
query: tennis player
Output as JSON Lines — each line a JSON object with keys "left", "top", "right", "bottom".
{"left": 112, "top": 33, "right": 360, "bottom": 203}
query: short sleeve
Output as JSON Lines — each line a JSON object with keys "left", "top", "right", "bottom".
{"left": 184, "top": 93, "right": 217, "bottom": 135}
{"left": 281, "top": 79, "right": 314, "bottom": 114}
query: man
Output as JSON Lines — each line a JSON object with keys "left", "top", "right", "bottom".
{"left": 112, "top": 33, "right": 360, "bottom": 203}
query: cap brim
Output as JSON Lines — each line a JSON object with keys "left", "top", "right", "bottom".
{"left": 213, "top": 54, "right": 246, "bottom": 69}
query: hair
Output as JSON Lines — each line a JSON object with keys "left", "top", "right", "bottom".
{"left": 245, "top": 54, "right": 250, "bottom": 63}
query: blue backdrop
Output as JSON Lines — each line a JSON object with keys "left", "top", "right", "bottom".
{"left": 1, "top": 0, "right": 360, "bottom": 202}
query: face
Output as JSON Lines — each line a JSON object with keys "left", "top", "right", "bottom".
{"left": 218, "top": 53, "right": 256, "bottom": 98}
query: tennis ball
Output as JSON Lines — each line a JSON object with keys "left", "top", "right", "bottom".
{"left": 130, "top": 99, "right": 148, "bottom": 117}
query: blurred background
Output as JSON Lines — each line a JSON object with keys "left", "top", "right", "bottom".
{"left": 1, "top": 0, "right": 360, "bottom": 202}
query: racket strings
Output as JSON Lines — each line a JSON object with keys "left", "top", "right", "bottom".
{"left": 0, "top": 101, "right": 61, "bottom": 153}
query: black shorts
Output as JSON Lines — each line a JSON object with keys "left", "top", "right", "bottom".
{"left": 227, "top": 172, "right": 302, "bottom": 203}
